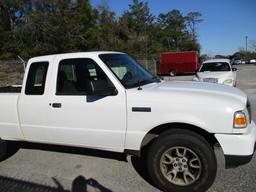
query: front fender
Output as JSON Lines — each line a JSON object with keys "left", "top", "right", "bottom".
{"left": 125, "top": 112, "right": 210, "bottom": 151}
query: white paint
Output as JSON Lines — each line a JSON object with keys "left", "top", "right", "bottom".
{"left": 0, "top": 52, "right": 255, "bottom": 158}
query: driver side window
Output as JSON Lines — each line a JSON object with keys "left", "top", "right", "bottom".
{"left": 56, "top": 58, "right": 112, "bottom": 95}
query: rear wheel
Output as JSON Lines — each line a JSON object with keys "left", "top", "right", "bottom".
{"left": 169, "top": 70, "right": 176, "bottom": 77}
{"left": 147, "top": 129, "right": 217, "bottom": 192}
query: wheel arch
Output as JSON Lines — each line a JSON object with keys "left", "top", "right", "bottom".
{"left": 140, "top": 123, "right": 218, "bottom": 152}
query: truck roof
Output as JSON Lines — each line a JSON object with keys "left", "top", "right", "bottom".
{"left": 28, "top": 51, "right": 124, "bottom": 62}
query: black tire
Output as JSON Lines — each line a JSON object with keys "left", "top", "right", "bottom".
{"left": 169, "top": 70, "right": 176, "bottom": 77}
{"left": 0, "top": 139, "right": 7, "bottom": 161}
{"left": 147, "top": 129, "right": 217, "bottom": 192}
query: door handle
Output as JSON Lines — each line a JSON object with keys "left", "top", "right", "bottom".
{"left": 51, "top": 103, "right": 62, "bottom": 108}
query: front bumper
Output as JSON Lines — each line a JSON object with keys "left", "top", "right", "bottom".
{"left": 215, "top": 120, "right": 256, "bottom": 168}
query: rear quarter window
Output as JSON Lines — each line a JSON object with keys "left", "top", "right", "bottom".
{"left": 25, "top": 62, "right": 49, "bottom": 95}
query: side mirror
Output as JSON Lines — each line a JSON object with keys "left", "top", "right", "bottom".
{"left": 88, "top": 80, "right": 117, "bottom": 96}
{"left": 232, "top": 67, "right": 237, "bottom": 71}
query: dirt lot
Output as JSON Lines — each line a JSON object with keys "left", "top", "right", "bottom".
{"left": 0, "top": 64, "right": 255, "bottom": 192}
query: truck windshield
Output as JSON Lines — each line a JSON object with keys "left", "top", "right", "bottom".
{"left": 199, "top": 62, "right": 231, "bottom": 72}
{"left": 99, "top": 54, "right": 158, "bottom": 88}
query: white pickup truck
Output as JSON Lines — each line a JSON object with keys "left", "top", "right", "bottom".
{"left": 0, "top": 52, "right": 255, "bottom": 192}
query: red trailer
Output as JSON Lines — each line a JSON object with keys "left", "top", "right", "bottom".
{"left": 160, "top": 51, "right": 200, "bottom": 76}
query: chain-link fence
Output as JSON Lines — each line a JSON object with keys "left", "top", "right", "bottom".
{"left": 0, "top": 60, "right": 24, "bottom": 87}
{"left": 137, "top": 59, "right": 158, "bottom": 75}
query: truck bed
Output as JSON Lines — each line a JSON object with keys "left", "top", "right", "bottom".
{"left": 0, "top": 86, "right": 21, "bottom": 93}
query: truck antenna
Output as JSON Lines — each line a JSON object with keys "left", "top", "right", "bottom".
{"left": 137, "top": 79, "right": 142, "bottom": 90}
{"left": 18, "top": 55, "right": 26, "bottom": 72}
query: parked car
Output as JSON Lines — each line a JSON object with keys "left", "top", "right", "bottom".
{"left": 160, "top": 51, "right": 200, "bottom": 76}
{"left": 193, "top": 59, "right": 237, "bottom": 86}
{"left": 0, "top": 52, "right": 255, "bottom": 192}
{"left": 244, "top": 59, "right": 251, "bottom": 64}
{"left": 241, "top": 60, "right": 246, "bottom": 64}
{"left": 233, "top": 59, "right": 242, "bottom": 65}
{"left": 249, "top": 59, "right": 256, "bottom": 64}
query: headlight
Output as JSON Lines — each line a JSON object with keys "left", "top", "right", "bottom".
{"left": 233, "top": 111, "right": 247, "bottom": 128}
{"left": 223, "top": 79, "right": 233, "bottom": 85}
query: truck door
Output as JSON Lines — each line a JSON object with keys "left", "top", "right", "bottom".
{"left": 19, "top": 56, "right": 126, "bottom": 152}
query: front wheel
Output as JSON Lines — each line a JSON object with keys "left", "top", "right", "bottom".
{"left": 147, "top": 129, "right": 217, "bottom": 192}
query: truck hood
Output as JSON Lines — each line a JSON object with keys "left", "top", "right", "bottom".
{"left": 127, "top": 80, "right": 248, "bottom": 134}
{"left": 146, "top": 80, "right": 247, "bottom": 104}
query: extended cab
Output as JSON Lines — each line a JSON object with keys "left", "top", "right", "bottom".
{"left": 0, "top": 52, "right": 255, "bottom": 192}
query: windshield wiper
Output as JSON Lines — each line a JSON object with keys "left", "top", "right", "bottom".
{"left": 128, "top": 76, "right": 159, "bottom": 89}
{"left": 133, "top": 79, "right": 156, "bottom": 89}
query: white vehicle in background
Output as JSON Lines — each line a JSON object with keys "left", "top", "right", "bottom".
{"left": 193, "top": 59, "right": 237, "bottom": 86}
{"left": 249, "top": 59, "right": 256, "bottom": 64}
{"left": 233, "top": 59, "right": 242, "bottom": 65}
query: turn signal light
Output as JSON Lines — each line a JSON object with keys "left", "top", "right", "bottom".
{"left": 234, "top": 111, "right": 247, "bottom": 128}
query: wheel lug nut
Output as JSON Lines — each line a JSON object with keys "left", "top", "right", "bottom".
{"left": 182, "top": 159, "right": 186, "bottom": 162}
{"left": 184, "top": 165, "right": 187, "bottom": 168}
{"left": 179, "top": 168, "right": 182, "bottom": 171}
{"left": 176, "top": 158, "right": 179, "bottom": 161}
{"left": 174, "top": 164, "right": 177, "bottom": 167}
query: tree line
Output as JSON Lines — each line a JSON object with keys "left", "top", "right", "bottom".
{"left": 0, "top": 0, "right": 203, "bottom": 60}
